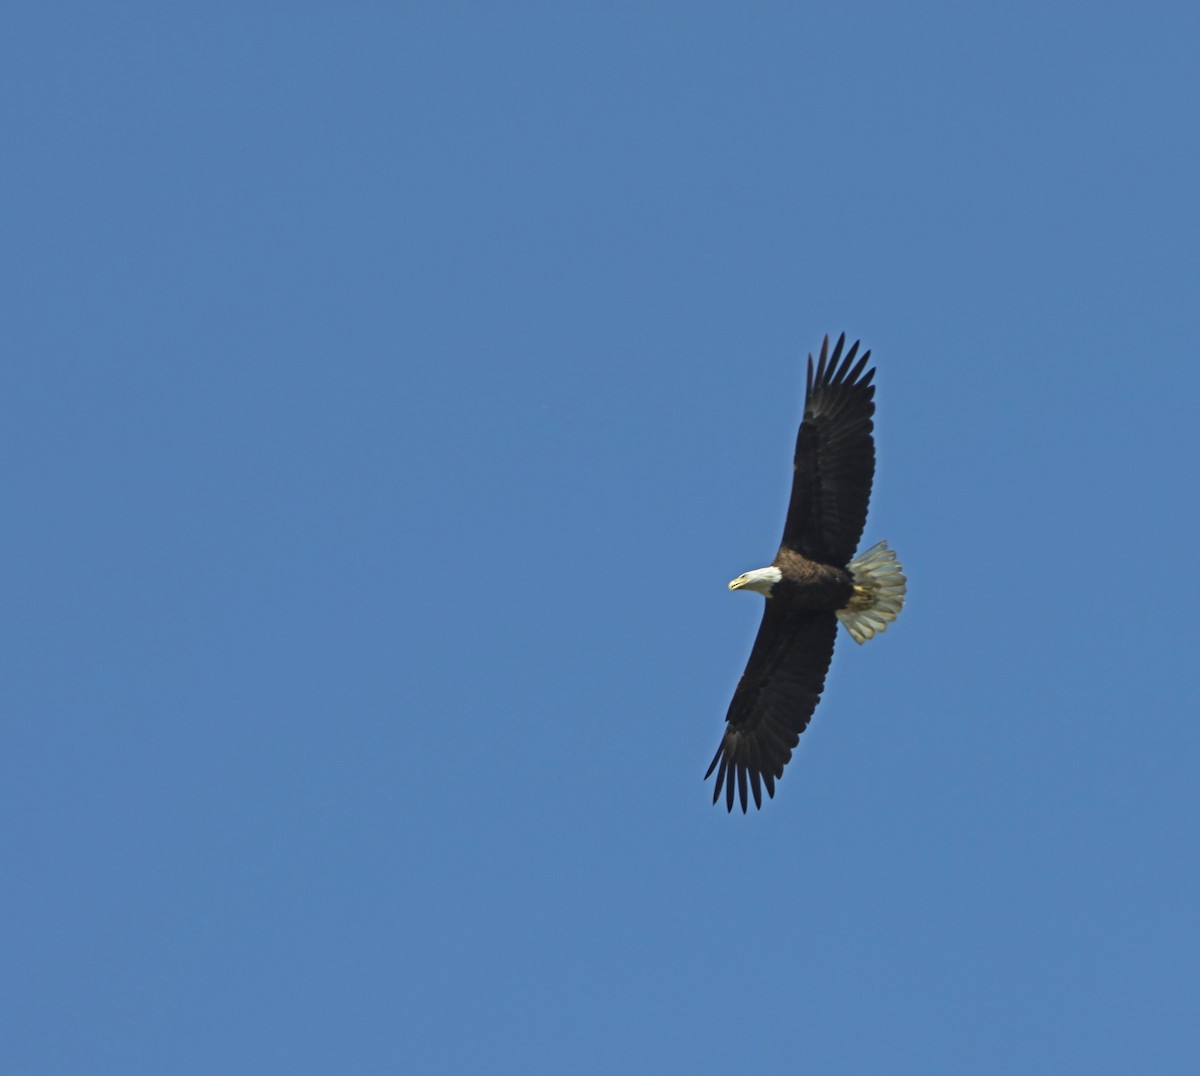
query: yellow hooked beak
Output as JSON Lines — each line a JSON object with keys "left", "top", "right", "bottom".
{"left": 728, "top": 575, "right": 749, "bottom": 591}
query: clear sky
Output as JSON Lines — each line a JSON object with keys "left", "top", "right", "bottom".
{"left": 4, "top": 5, "right": 1198, "bottom": 1073}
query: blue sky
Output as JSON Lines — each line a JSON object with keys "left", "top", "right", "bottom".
{"left": 4, "top": 5, "right": 1199, "bottom": 1073}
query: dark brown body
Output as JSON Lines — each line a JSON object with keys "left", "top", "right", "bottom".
{"left": 770, "top": 549, "right": 855, "bottom": 610}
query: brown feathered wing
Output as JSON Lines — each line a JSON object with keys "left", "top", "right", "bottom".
{"left": 706, "top": 608, "right": 838, "bottom": 811}
{"left": 782, "top": 333, "right": 876, "bottom": 566}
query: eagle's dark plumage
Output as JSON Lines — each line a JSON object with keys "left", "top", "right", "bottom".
{"left": 706, "top": 334, "right": 905, "bottom": 812}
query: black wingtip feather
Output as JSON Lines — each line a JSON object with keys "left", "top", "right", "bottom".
{"left": 846, "top": 349, "right": 871, "bottom": 387}
{"left": 840, "top": 340, "right": 860, "bottom": 376}
{"left": 710, "top": 756, "right": 724, "bottom": 803}
{"left": 830, "top": 332, "right": 846, "bottom": 368}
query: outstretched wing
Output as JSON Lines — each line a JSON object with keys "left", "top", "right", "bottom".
{"left": 781, "top": 334, "right": 876, "bottom": 566}
{"left": 705, "top": 607, "right": 839, "bottom": 812}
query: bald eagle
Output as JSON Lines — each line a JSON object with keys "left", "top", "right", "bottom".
{"left": 706, "top": 334, "right": 906, "bottom": 812}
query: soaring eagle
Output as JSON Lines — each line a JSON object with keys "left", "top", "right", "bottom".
{"left": 706, "top": 334, "right": 906, "bottom": 812}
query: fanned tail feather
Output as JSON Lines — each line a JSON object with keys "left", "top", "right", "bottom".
{"left": 836, "top": 540, "right": 906, "bottom": 644}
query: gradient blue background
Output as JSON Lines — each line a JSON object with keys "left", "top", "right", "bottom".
{"left": 5, "top": 5, "right": 1198, "bottom": 1073}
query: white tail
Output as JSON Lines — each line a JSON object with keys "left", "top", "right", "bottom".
{"left": 836, "top": 540, "right": 907, "bottom": 644}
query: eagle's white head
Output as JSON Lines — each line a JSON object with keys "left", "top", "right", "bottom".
{"left": 728, "top": 565, "right": 782, "bottom": 596}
